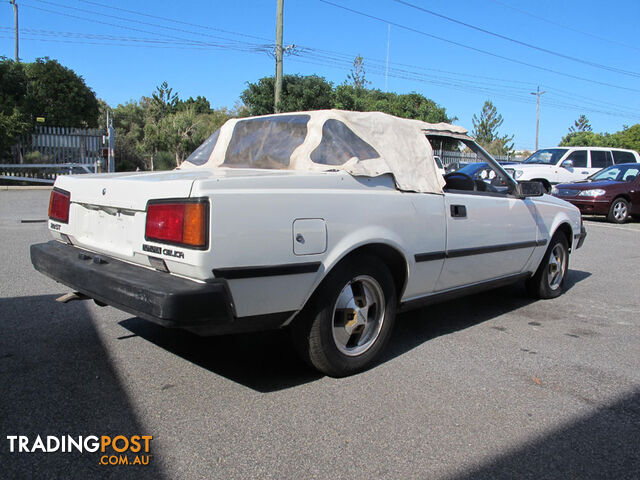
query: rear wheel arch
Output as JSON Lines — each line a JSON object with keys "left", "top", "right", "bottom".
{"left": 296, "top": 243, "right": 408, "bottom": 318}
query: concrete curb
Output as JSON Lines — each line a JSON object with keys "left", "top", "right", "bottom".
{"left": 0, "top": 186, "right": 52, "bottom": 191}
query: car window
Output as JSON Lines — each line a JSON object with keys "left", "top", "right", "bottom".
{"left": 310, "top": 119, "right": 380, "bottom": 165}
{"left": 223, "top": 115, "right": 309, "bottom": 168}
{"left": 523, "top": 148, "right": 568, "bottom": 165}
{"left": 591, "top": 164, "right": 640, "bottom": 182}
{"left": 590, "top": 151, "right": 613, "bottom": 169}
{"left": 186, "top": 129, "right": 220, "bottom": 166}
{"left": 592, "top": 166, "right": 621, "bottom": 181}
{"left": 622, "top": 166, "right": 640, "bottom": 182}
{"left": 612, "top": 150, "right": 637, "bottom": 164}
{"left": 566, "top": 150, "right": 587, "bottom": 168}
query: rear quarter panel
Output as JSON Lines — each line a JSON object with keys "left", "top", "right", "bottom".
{"left": 192, "top": 174, "right": 446, "bottom": 318}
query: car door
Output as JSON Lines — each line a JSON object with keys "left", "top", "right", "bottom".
{"left": 556, "top": 149, "right": 590, "bottom": 182}
{"left": 435, "top": 191, "right": 540, "bottom": 291}
{"left": 587, "top": 150, "right": 614, "bottom": 176}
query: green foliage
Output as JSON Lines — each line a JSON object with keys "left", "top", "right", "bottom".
{"left": 471, "top": 100, "right": 514, "bottom": 155}
{"left": 177, "top": 96, "right": 212, "bottom": 114}
{"left": 334, "top": 86, "right": 453, "bottom": 123}
{"left": 559, "top": 131, "right": 616, "bottom": 147}
{"left": 346, "top": 55, "right": 370, "bottom": 90}
{"left": 0, "top": 57, "right": 100, "bottom": 160}
{"left": 568, "top": 114, "right": 592, "bottom": 133}
{"left": 241, "top": 75, "right": 334, "bottom": 115}
{"left": 152, "top": 151, "right": 175, "bottom": 171}
{"left": 560, "top": 124, "right": 640, "bottom": 152}
{"left": 23, "top": 58, "right": 100, "bottom": 127}
{"left": 241, "top": 75, "right": 453, "bottom": 125}
{"left": 110, "top": 84, "right": 230, "bottom": 171}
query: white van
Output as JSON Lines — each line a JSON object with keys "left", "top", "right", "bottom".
{"left": 504, "top": 147, "right": 640, "bottom": 191}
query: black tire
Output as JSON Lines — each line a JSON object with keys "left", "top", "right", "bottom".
{"left": 607, "top": 197, "right": 630, "bottom": 224}
{"left": 291, "top": 254, "right": 397, "bottom": 377}
{"left": 526, "top": 233, "right": 569, "bottom": 299}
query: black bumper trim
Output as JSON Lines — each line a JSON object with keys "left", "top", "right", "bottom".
{"left": 31, "top": 241, "right": 237, "bottom": 328}
{"left": 414, "top": 239, "right": 545, "bottom": 263}
{"left": 576, "top": 226, "right": 587, "bottom": 249}
{"left": 212, "top": 261, "right": 321, "bottom": 280}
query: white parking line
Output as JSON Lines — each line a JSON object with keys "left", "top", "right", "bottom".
{"left": 583, "top": 221, "right": 640, "bottom": 233}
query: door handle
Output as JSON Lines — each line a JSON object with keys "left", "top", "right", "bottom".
{"left": 581, "top": 171, "right": 589, "bottom": 174}
{"left": 450, "top": 205, "right": 467, "bottom": 218}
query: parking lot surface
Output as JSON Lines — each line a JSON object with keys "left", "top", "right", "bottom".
{"left": 1, "top": 189, "right": 639, "bottom": 479}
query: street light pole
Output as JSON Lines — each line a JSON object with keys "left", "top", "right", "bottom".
{"left": 530, "top": 86, "right": 546, "bottom": 151}
{"left": 274, "top": 0, "right": 284, "bottom": 113}
{"left": 9, "top": 0, "right": 18, "bottom": 62}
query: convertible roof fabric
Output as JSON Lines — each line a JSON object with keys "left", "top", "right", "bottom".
{"left": 182, "top": 109, "right": 470, "bottom": 194}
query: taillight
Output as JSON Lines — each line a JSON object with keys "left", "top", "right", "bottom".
{"left": 145, "top": 199, "right": 209, "bottom": 249}
{"left": 48, "top": 188, "right": 70, "bottom": 223}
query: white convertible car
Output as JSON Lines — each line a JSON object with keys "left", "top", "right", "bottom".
{"left": 31, "top": 110, "right": 586, "bottom": 376}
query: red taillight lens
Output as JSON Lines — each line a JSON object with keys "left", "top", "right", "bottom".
{"left": 48, "top": 188, "right": 70, "bottom": 223}
{"left": 145, "top": 200, "right": 208, "bottom": 248}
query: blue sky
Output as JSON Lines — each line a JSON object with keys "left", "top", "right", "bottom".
{"left": 3, "top": 0, "right": 639, "bottom": 150}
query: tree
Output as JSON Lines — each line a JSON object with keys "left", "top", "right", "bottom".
{"left": 333, "top": 86, "right": 453, "bottom": 123}
{"left": 346, "top": 55, "right": 370, "bottom": 89}
{"left": 0, "top": 57, "right": 100, "bottom": 159}
{"left": 111, "top": 100, "right": 147, "bottom": 171}
{"left": 177, "top": 95, "right": 212, "bottom": 114}
{"left": 471, "top": 100, "right": 514, "bottom": 155}
{"left": 0, "top": 59, "right": 30, "bottom": 158}
{"left": 568, "top": 115, "right": 592, "bottom": 133}
{"left": 560, "top": 123, "right": 640, "bottom": 151}
{"left": 559, "top": 130, "right": 614, "bottom": 147}
{"left": 240, "top": 75, "right": 333, "bottom": 115}
{"left": 148, "top": 81, "right": 179, "bottom": 122}
{"left": 23, "top": 57, "right": 100, "bottom": 127}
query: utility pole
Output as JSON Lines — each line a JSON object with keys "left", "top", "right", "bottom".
{"left": 9, "top": 0, "right": 18, "bottom": 62}
{"left": 530, "top": 86, "right": 546, "bottom": 151}
{"left": 274, "top": 0, "right": 284, "bottom": 113}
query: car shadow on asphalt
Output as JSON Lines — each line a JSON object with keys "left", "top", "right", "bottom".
{"left": 445, "top": 387, "right": 640, "bottom": 479}
{"left": 119, "top": 270, "right": 591, "bottom": 393}
{"left": 0, "top": 294, "right": 167, "bottom": 479}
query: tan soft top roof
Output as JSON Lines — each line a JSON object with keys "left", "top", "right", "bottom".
{"left": 182, "top": 109, "right": 469, "bottom": 194}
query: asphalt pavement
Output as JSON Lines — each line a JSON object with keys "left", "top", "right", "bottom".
{"left": 1, "top": 189, "right": 639, "bottom": 479}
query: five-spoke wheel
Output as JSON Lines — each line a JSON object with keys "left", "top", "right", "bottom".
{"left": 292, "top": 255, "right": 397, "bottom": 377}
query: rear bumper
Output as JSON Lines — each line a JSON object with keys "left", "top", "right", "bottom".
{"left": 30, "top": 241, "right": 290, "bottom": 335}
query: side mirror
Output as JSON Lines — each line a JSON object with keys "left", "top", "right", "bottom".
{"left": 561, "top": 159, "right": 574, "bottom": 169}
{"left": 517, "top": 180, "right": 545, "bottom": 197}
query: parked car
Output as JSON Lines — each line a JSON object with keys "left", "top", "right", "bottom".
{"left": 551, "top": 163, "right": 640, "bottom": 223}
{"left": 504, "top": 147, "right": 640, "bottom": 192}
{"left": 444, "top": 161, "right": 470, "bottom": 174}
{"left": 31, "top": 110, "right": 586, "bottom": 377}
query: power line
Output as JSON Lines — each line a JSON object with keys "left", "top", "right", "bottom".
{"left": 12, "top": 3, "right": 640, "bottom": 121}
{"left": 21, "top": 3, "right": 272, "bottom": 53}
{"left": 25, "top": 0, "right": 266, "bottom": 50}
{"left": 394, "top": 0, "right": 640, "bottom": 78}
{"left": 76, "top": 0, "right": 272, "bottom": 43}
{"left": 317, "top": 0, "right": 640, "bottom": 93}
{"left": 487, "top": 0, "right": 640, "bottom": 53}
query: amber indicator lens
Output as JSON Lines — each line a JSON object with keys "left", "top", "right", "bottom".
{"left": 145, "top": 200, "right": 208, "bottom": 248}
